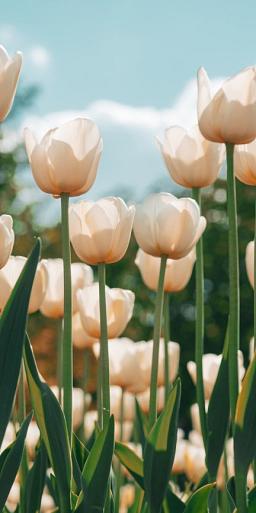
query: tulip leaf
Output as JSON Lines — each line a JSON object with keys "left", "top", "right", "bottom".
{"left": 248, "top": 485, "right": 256, "bottom": 512}
{"left": 23, "top": 441, "right": 48, "bottom": 513}
{"left": 206, "top": 325, "right": 229, "bottom": 479}
{"left": 0, "top": 412, "right": 32, "bottom": 510}
{"left": 163, "top": 486, "right": 185, "bottom": 513}
{"left": 24, "top": 336, "right": 72, "bottom": 513}
{"left": 226, "top": 476, "right": 236, "bottom": 510}
{"left": 0, "top": 239, "right": 40, "bottom": 447}
{"left": 127, "top": 486, "right": 144, "bottom": 513}
{"left": 143, "top": 378, "right": 181, "bottom": 513}
{"left": 135, "top": 399, "right": 148, "bottom": 451}
{"left": 234, "top": 351, "right": 256, "bottom": 476}
{"left": 183, "top": 483, "right": 216, "bottom": 513}
{"left": 115, "top": 441, "right": 144, "bottom": 489}
{"left": 76, "top": 415, "right": 115, "bottom": 513}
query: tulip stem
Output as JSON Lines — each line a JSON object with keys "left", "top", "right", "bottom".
{"left": 57, "top": 319, "right": 63, "bottom": 405}
{"left": 254, "top": 200, "right": 256, "bottom": 354}
{"left": 235, "top": 471, "right": 248, "bottom": 513}
{"left": 18, "top": 363, "right": 28, "bottom": 512}
{"left": 149, "top": 255, "right": 167, "bottom": 427}
{"left": 61, "top": 193, "right": 73, "bottom": 443}
{"left": 163, "top": 293, "right": 170, "bottom": 403}
{"left": 226, "top": 143, "right": 240, "bottom": 423}
{"left": 98, "top": 263, "right": 110, "bottom": 429}
{"left": 192, "top": 187, "right": 207, "bottom": 449}
{"left": 114, "top": 389, "right": 124, "bottom": 513}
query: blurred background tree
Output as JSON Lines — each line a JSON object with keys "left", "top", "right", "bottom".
{"left": 1, "top": 86, "right": 255, "bottom": 431}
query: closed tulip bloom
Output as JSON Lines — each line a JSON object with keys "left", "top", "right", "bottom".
{"left": 84, "top": 410, "right": 133, "bottom": 442}
{"left": 77, "top": 284, "right": 135, "bottom": 339}
{"left": 110, "top": 386, "right": 135, "bottom": 421}
{"left": 158, "top": 124, "right": 224, "bottom": 188}
{"left": 197, "top": 66, "right": 256, "bottom": 144}
{"left": 0, "top": 215, "right": 14, "bottom": 269}
{"left": 0, "top": 256, "right": 47, "bottom": 313}
{"left": 136, "top": 386, "right": 165, "bottom": 414}
{"left": 235, "top": 140, "right": 256, "bottom": 185}
{"left": 69, "top": 197, "right": 135, "bottom": 265}
{"left": 0, "top": 46, "right": 22, "bottom": 122}
{"left": 133, "top": 193, "right": 206, "bottom": 259}
{"left": 135, "top": 248, "right": 196, "bottom": 292}
{"left": 72, "top": 311, "right": 97, "bottom": 349}
{"left": 40, "top": 259, "right": 93, "bottom": 318}
{"left": 24, "top": 118, "right": 102, "bottom": 197}
{"left": 187, "top": 352, "right": 245, "bottom": 400}
{"left": 245, "top": 241, "right": 254, "bottom": 288}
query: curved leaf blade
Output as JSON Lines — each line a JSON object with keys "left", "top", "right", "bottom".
{"left": 115, "top": 442, "right": 144, "bottom": 489}
{"left": 184, "top": 483, "right": 216, "bottom": 513}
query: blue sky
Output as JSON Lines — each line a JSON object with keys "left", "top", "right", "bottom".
{"left": 1, "top": 0, "right": 256, "bottom": 223}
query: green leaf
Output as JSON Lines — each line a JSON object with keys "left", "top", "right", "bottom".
{"left": 127, "top": 486, "right": 144, "bottom": 513}
{"left": 183, "top": 483, "right": 216, "bottom": 513}
{"left": 248, "top": 485, "right": 256, "bottom": 513}
{"left": 226, "top": 476, "right": 236, "bottom": 511}
{"left": 0, "top": 412, "right": 32, "bottom": 510}
{"left": 23, "top": 441, "right": 48, "bottom": 513}
{"left": 72, "top": 434, "right": 89, "bottom": 492}
{"left": 143, "top": 379, "right": 181, "bottom": 513}
{"left": 24, "top": 336, "right": 72, "bottom": 513}
{"left": 115, "top": 442, "right": 144, "bottom": 489}
{"left": 206, "top": 325, "right": 229, "bottom": 479}
{"left": 163, "top": 486, "right": 185, "bottom": 513}
{"left": 0, "top": 239, "right": 40, "bottom": 446}
{"left": 135, "top": 399, "right": 148, "bottom": 451}
{"left": 76, "top": 415, "right": 115, "bottom": 513}
{"left": 234, "top": 351, "right": 256, "bottom": 476}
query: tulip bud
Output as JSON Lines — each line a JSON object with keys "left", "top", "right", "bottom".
{"left": 245, "top": 241, "right": 254, "bottom": 288}
{"left": 69, "top": 196, "right": 135, "bottom": 265}
{"left": 136, "top": 386, "right": 165, "bottom": 414}
{"left": 197, "top": 66, "right": 256, "bottom": 144}
{"left": 0, "top": 46, "right": 22, "bottom": 122}
{"left": 84, "top": 410, "right": 133, "bottom": 442}
{"left": 135, "top": 248, "right": 196, "bottom": 292}
{"left": 109, "top": 386, "right": 135, "bottom": 421}
{"left": 235, "top": 140, "right": 256, "bottom": 185}
{"left": 40, "top": 259, "right": 93, "bottom": 318}
{"left": 0, "top": 256, "right": 47, "bottom": 313}
{"left": 77, "top": 284, "right": 135, "bottom": 339}
{"left": 185, "top": 443, "right": 206, "bottom": 483}
{"left": 72, "top": 311, "right": 97, "bottom": 349}
{"left": 187, "top": 352, "right": 245, "bottom": 400}
{"left": 24, "top": 118, "right": 102, "bottom": 197}
{"left": 0, "top": 215, "right": 14, "bottom": 269}
{"left": 133, "top": 192, "right": 206, "bottom": 259}
{"left": 158, "top": 124, "right": 224, "bottom": 188}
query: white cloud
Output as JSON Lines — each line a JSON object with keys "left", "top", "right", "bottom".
{"left": 0, "top": 24, "right": 17, "bottom": 45}
{"left": 27, "top": 45, "right": 51, "bottom": 69}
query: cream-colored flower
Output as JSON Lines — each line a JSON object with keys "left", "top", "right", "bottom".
{"left": 93, "top": 338, "right": 179, "bottom": 393}
{"left": 133, "top": 193, "right": 206, "bottom": 259}
{"left": 110, "top": 386, "right": 135, "bottom": 421}
{"left": 158, "top": 124, "right": 224, "bottom": 188}
{"left": 0, "top": 257, "right": 47, "bottom": 313}
{"left": 136, "top": 386, "right": 165, "bottom": 413}
{"left": 84, "top": 410, "right": 132, "bottom": 442}
{"left": 69, "top": 197, "right": 135, "bottom": 265}
{"left": 235, "top": 140, "right": 256, "bottom": 185}
{"left": 72, "top": 311, "right": 97, "bottom": 349}
{"left": 0, "top": 45, "right": 22, "bottom": 121}
{"left": 0, "top": 215, "right": 14, "bottom": 269}
{"left": 187, "top": 352, "right": 245, "bottom": 400}
{"left": 197, "top": 66, "right": 256, "bottom": 144}
{"left": 190, "top": 401, "right": 209, "bottom": 434}
{"left": 135, "top": 247, "right": 196, "bottom": 292}
{"left": 40, "top": 260, "right": 93, "bottom": 318}
{"left": 24, "top": 118, "right": 102, "bottom": 197}
{"left": 184, "top": 443, "right": 206, "bottom": 483}
{"left": 120, "top": 484, "right": 135, "bottom": 513}
{"left": 245, "top": 240, "right": 254, "bottom": 289}
{"left": 77, "top": 284, "right": 135, "bottom": 339}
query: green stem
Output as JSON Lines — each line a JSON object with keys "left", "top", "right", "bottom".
{"left": 57, "top": 319, "right": 63, "bottom": 405}
{"left": 149, "top": 255, "right": 167, "bottom": 427}
{"left": 61, "top": 193, "right": 73, "bottom": 443}
{"left": 235, "top": 471, "right": 248, "bottom": 513}
{"left": 163, "top": 293, "right": 170, "bottom": 403}
{"left": 226, "top": 143, "right": 240, "bottom": 423}
{"left": 98, "top": 263, "right": 110, "bottom": 429}
{"left": 254, "top": 200, "right": 256, "bottom": 353}
{"left": 114, "top": 389, "right": 124, "bottom": 513}
{"left": 192, "top": 187, "right": 207, "bottom": 448}
{"left": 18, "top": 363, "right": 28, "bottom": 513}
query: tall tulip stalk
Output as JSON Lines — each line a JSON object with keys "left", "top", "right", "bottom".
{"left": 98, "top": 263, "right": 110, "bottom": 428}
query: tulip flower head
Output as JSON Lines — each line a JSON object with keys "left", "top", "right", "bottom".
{"left": 69, "top": 196, "right": 135, "bottom": 265}
{"left": 245, "top": 240, "right": 254, "bottom": 289}
{"left": 133, "top": 192, "right": 206, "bottom": 259}
{"left": 0, "top": 214, "right": 14, "bottom": 269}
{"left": 40, "top": 259, "right": 93, "bottom": 318}
{"left": 0, "top": 45, "right": 22, "bottom": 122}
{"left": 235, "top": 140, "right": 256, "bottom": 185}
{"left": 72, "top": 311, "right": 97, "bottom": 349}
{"left": 158, "top": 124, "right": 224, "bottom": 188}
{"left": 135, "top": 247, "right": 196, "bottom": 292}
{"left": 77, "top": 283, "right": 135, "bottom": 339}
{"left": 0, "top": 257, "right": 47, "bottom": 313}
{"left": 197, "top": 66, "right": 256, "bottom": 144}
{"left": 24, "top": 118, "right": 102, "bottom": 197}
{"left": 187, "top": 352, "right": 245, "bottom": 400}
